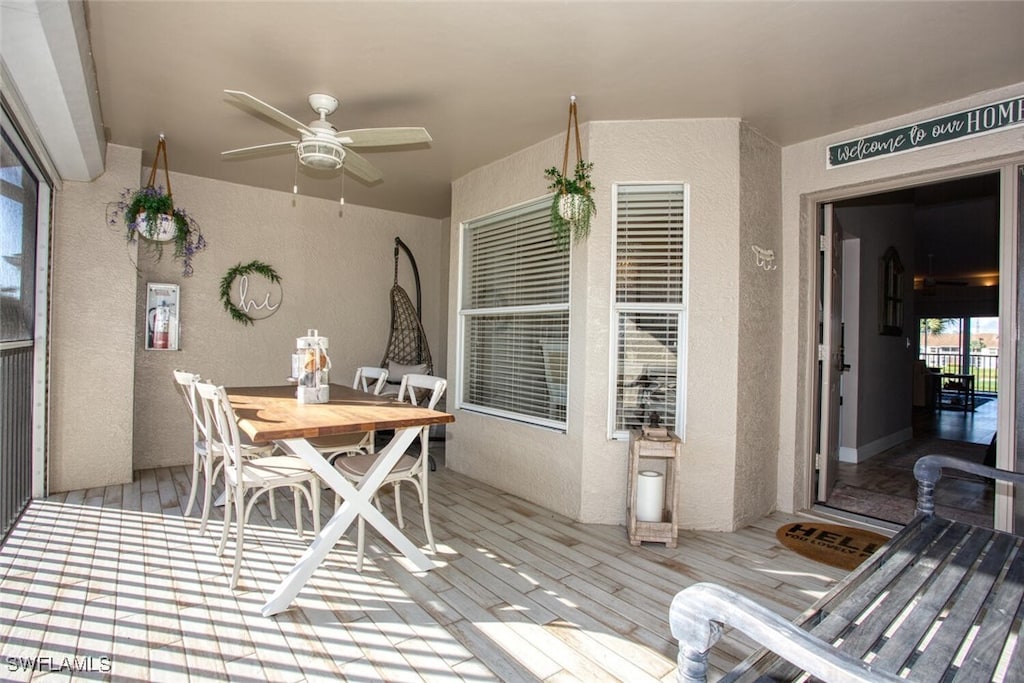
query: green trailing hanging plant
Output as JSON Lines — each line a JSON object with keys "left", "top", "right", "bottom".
{"left": 108, "top": 185, "right": 206, "bottom": 276}
{"left": 545, "top": 159, "right": 595, "bottom": 249}
{"left": 544, "top": 96, "right": 595, "bottom": 249}
{"left": 106, "top": 136, "right": 206, "bottom": 276}
{"left": 219, "top": 260, "right": 281, "bottom": 326}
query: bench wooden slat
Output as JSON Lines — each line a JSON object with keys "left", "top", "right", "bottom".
{"left": 907, "top": 531, "right": 1019, "bottom": 680}
{"left": 871, "top": 525, "right": 994, "bottom": 671}
{"left": 674, "top": 457, "right": 1024, "bottom": 683}
{"left": 831, "top": 519, "right": 973, "bottom": 664}
{"left": 1002, "top": 600, "right": 1024, "bottom": 682}
{"left": 950, "top": 541, "right": 1024, "bottom": 683}
{"left": 723, "top": 518, "right": 937, "bottom": 682}
{"left": 724, "top": 519, "right": 1019, "bottom": 683}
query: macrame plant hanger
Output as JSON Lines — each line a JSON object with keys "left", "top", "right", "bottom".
{"left": 559, "top": 95, "right": 583, "bottom": 197}
{"left": 548, "top": 95, "right": 594, "bottom": 247}
{"left": 146, "top": 134, "right": 173, "bottom": 203}
{"left": 380, "top": 237, "right": 433, "bottom": 375}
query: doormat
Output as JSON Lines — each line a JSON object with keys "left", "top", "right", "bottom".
{"left": 775, "top": 522, "right": 890, "bottom": 571}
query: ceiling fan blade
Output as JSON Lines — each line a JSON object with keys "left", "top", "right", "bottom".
{"left": 336, "top": 127, "right": 432, "bottom": 147}
{"left": 221, "top": 140, "right": 298, "bottom": 157}
{"left": 341, "top": 148, "right": 383, "bottom": 183}
{"left": 224, "top": 90, "right": 312, "bottom": 136}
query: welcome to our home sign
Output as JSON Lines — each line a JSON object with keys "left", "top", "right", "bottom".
{"left": 828, "top": 95, "right": 1024, "bottom": 168}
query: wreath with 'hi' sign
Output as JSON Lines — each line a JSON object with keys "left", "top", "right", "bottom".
{"left": 219, "top": 260, "right": 282, "bottom": 326}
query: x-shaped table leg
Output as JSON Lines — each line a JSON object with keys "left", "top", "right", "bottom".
{"left": 261, "top": 427, "right": 435, "bottom": 616}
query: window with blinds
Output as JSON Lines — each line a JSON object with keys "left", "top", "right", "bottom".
{"left": 612, "top": 183, "right": 687, "bottom": 437}
{"left": 460, "top": 197, "right": 570, "bottom": 429}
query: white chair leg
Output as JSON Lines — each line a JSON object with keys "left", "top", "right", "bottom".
{"left": 230, "top": 491, "right": 247, "bottom": 589}
{"left": 356, "top": 515, "right": 365, "bottom": 573}
{"left": 394, "top": 482, "right": 405, "bottom": 529}
{"left": 269, "top": 489, "right": 278, "bottom": 520}
{"left": 184, "top": 454, "right": 202, "bottom": 517}
{"left": 293, "top": 486, "right": 303, "bottom": 538}
{"left": 217, "top": 488, "right": 232, "bottom": 557}
{"left": 199, "top": 461, "right": 215, "bottom": 535}
{"left": 311, "top": 480, "right": 321, "bottom": 534}
{"left": 419, "top": 474, "right": 436, "bottom": 553}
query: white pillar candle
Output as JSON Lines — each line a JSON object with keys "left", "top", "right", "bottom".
{"left": 635, "top": 470, "right": 665, "bottom": 522}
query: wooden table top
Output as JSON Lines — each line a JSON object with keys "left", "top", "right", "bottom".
{"left": 225, "top": 384, "right": 454, "bottom": 444}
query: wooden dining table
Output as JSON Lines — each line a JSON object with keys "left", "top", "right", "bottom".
{"left": 225, "top": 383, "right": 454, "bottom": 617}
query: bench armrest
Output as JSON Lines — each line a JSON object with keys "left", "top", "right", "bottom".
{"left": 669, "top": 582, "right": 901, "bottom": 683}
{"left": 914, "top": 454, "right": 1024, "bottom": 517}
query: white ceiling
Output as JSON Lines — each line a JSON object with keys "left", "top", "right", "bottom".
{"left": 72, "top": 1, "right": 1024, "bottom": 219}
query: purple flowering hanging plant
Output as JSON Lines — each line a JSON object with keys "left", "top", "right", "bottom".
{"left": 107, "top": 185, "right": 207, "bottom": 276}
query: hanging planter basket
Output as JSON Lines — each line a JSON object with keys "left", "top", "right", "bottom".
{"left": 544, "top": 95, "right": 595, "bottom": 249}
{"left": 133, "top": 212, "right": 177, "bottom": 242}
{"left": 107, "top": 135, "right": 207, "bottom": 276}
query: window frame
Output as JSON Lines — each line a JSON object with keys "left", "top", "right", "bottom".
{"left": 457, "top": 195, "right": 571, "bottom": 431}
{"left": 607, "top": 182, "right": 689, "bottom": 440}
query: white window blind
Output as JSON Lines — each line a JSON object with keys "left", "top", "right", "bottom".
{"left": 612, "top": 183, "right": 687, "bottom": 437}
{"left": 460, "top": 198, "right": 570, "bottom": 428}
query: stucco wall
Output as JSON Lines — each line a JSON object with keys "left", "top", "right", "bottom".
{"left": 49, "top": 144, "right": 139, "bottom": 491}
{"left": 49, "top": 143, "right": 448, "bottom": 483}
{"left": 733, "top": 124, "right": 783, "bottom": 527}
{"left": 447, "top": 132, "right": 587, "bottom": 520}
{"left": 130, "top": 167, "right": 448, "bottom": 470}
{"left": 449, "top": 118, "right": 748, "bottom": 529}
{"left": 778, "top": 81, "right": 1024, "bottom": 513}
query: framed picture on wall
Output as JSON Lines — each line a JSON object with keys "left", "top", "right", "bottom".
{"left": 145, "top": 282, "right": 180, "bottom": 350}
{"left": 878, "top": 246, "right": 904, "bottom": 336}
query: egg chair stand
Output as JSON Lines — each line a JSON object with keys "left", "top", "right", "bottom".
{"left": 380, "top": 237, "right": 437, "bottom": 470}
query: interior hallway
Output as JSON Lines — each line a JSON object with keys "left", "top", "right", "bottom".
{"left": 822, "top": 398, "right": 997, "bottom": 528}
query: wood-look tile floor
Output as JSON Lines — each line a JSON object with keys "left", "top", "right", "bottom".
{"left": 1, "top": 464, "right": 849, "bottom": 682}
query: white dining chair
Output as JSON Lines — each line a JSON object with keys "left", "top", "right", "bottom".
{"left": 194, "top": 380, "right": 322, "bottom": 589}
{"left": 173, "top": 370, "right": 278, "bottom": 533}
{"left": 333, "top": 373, "right": 445, "bottom": 570}
{"left": 307, "top": 366, "right": 389, "bottom": 462}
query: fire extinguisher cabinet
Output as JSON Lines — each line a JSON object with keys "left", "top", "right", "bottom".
{"left": 145, "top": 282, "right": 180, "bottom": 351}
{"left": 626, "top": 430, "right": 681, "bottom": 547}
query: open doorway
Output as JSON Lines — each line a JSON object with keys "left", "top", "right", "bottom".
{"left": 816, "top": 172, "right": 1001, "bottom": 528}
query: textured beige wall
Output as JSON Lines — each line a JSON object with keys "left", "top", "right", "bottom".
{"left": 778, "top": 81, "right": 1024, "bottom": 513}
{"left": 49, "top": 144, "right": 139, "bottom": 491}
{"left": 49, "top": 143, "right": 447, "bottom": 479}
{"left": 733, "top": 124, "right": 783, "bottom": 528}
{"left": 449, "top": 118, "right": 749, "bottom": 529}
{"left": 448, "top": 132, "right": 587, "bottom": 520}
{"left": 131, "top": 168, "right": 447, "bottom": 470}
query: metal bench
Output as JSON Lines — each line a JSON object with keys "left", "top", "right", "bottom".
{"left": 670, "top": 454, "right": 1024, "bottom": 682}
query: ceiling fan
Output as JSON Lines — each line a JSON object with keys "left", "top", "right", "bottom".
{"left": 919, "top": 253, "right": 969, "bottom": 294}
{"left": 220, "top": 90, "right": 431, "bottom": 183}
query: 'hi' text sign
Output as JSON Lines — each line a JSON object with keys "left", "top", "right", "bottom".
{"left": 828, "top": 95, "right": 1024, "bottom": 168}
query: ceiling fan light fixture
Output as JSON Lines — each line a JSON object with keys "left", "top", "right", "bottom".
{"left": 296, "top": 139, "right": 346, "bottom": 170}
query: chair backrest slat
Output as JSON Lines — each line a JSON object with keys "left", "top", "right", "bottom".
{"left": 173, "top": 370, "right": 209, "bottom": 443}
{"left": 194, "top": 381, "right": 244, "bottom": 478}
{"left": 397, "top": 374, "right": 446, "bottom": 474}
{"left": 354, "top": 366, "right": 389, "bottom": 395}
{"left": 398, "top": 374, "right": 446, "bottom": 410}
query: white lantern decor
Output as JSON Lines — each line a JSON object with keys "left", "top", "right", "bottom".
{"left": 296, "top": 329, "right": 331, "bottom": 404}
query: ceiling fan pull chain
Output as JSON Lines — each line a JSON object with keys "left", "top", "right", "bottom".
{"left": 145, "top": 134, "right": 173, "bottom": 206}
{"left": 560, "top": 96, "right": 581, "bottom": 194}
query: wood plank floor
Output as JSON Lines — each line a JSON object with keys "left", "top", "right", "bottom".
{"left": 0, "top": 464, "right": 851, "bottom": 682}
